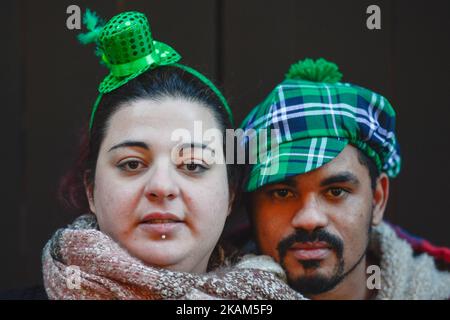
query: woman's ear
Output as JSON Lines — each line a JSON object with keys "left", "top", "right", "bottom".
{"left": 372, "top": 173, "right": 389, "bottom": 226}
{"left": 83, "top": 170, "right": 96, "bottom": 214}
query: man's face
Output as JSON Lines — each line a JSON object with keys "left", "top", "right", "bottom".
{"left": 250, "top": 145, "right": 387, "bottom": 296}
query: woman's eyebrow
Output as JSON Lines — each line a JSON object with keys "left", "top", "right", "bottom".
{"left": 108, "top": 140, "right": 149, "bottom": 152}
{"left": 177, "top": 142, "right": 216, "bottom": 156}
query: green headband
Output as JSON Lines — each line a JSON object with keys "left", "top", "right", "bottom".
{"left": 78, "top": 10, "right": 234, "bottom": 131}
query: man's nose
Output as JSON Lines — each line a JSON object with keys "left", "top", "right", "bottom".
{"left": 291, "top": 194, "right": 328, "bottom": 231}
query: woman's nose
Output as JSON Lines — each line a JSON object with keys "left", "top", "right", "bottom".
{"left": 144, "top": 160, "right": 180, "bottom": 202}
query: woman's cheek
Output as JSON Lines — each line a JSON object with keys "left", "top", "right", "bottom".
{"left": 184, "top": 180, "right": 228, "bottom": 235}
{"left": 94, "top": 179, "right": 139, "bottom": 234}
{"left": 203, "top": 188, "right": 229, "bottom": 236}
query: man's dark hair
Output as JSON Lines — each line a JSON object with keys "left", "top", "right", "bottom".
{"left": 356, "top": 148, "right": 380, "bottom": 191}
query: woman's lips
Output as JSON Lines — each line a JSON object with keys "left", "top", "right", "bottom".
{"left": 139, "top": 221, "right": 183, "bottom": 235}
{"left": 289, "top": 242, "right": 331, "bottom": 260}
{"left": 139, "top": 212, "right": 184, "bottom": 237}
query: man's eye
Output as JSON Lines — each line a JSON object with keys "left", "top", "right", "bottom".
{"left": 326, "top": 187, "right": 348, "bottom": 198}
{"left": 271, "top": 189, "right": 294, "bottom": 199}
{"left": 118, "top": 160, "right": 146, "bottom": 172}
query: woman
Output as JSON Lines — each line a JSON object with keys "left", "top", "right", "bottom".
{"left": 41, "top": 10, "right": 304, "bottom": 299}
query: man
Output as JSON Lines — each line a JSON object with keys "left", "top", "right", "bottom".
{"left": 239, "top": 58, "right": 450, "bottom": 299}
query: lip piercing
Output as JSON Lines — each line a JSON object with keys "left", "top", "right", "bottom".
{"left": 161, "top": 234, "right": 166, "bottom": 240}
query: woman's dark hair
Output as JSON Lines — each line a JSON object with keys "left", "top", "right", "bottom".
{"left": 59, "top": 66, "right": 240, "bottom": 214}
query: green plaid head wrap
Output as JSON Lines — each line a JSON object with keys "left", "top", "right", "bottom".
{"left": 241, "top": 58, "right": 401, "bottom": 192}
{"left": 77, "top": 9, "right": 233, "bottom": 131}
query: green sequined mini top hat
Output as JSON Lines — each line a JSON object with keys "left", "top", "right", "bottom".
{"left": 78, "top": 9, "right": 233, "bottom": 130}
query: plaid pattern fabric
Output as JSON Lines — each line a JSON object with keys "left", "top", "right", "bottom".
{"left": 241, "top": 79, "right": 401, "bottom": 192}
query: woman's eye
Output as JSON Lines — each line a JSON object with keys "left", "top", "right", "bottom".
{"left": 271, "top": 189, "right": 294, "bottom": 200}
{"left": 118, "top": 160, "right": 146, "bottom": 172}
{"left": 180, "top": 161, "right": 208, "bottom": 174}
{"left": 186, "top": 163, "right": 199, "bottom": 171}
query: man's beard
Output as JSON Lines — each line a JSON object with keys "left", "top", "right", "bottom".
{"left": 277, "top": 215, "right": 372, "bottom": 296}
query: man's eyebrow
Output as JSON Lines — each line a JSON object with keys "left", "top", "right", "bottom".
{"left": 320, "top": 172, "right": 360, "bottom": 187}
{"left": 178, "top": 143, "right": 216, "bottom": 156}
{"left": 108, "top": 141, "right": 149, "bottom": 152}
{"left": 267, "top": 177, "right": 297, "bottom": 188}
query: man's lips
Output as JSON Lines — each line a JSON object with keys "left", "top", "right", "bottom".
{"left": 139, "top": 212, "right": 184, "bottom": 236}
{"left": 289, "top": 242, "right": 331, "bottom": 260}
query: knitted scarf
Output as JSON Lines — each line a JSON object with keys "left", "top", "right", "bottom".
{"left": 42, "top": 215, "right": 305, "bottom": 300}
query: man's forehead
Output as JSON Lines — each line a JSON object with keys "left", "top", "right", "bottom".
{"left": 262, "top": 145, "right": 365, "bottom": 188}
{"left": 324, "top": 145, "right": 361, "bottom": 167}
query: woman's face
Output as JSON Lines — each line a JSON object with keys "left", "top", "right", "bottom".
{"left": 86, "top": 97, "right": 230, "bottom": 273}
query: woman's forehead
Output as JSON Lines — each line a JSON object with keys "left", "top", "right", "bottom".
{"left": 109, "top": 98, "right": 218, "bottom": 131}
{"left": 103, "top": 98, "right": 222, "bottom": 151}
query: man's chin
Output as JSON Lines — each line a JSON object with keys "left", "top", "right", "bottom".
{"left": 285, "top": 262, "right": 344, "bottom": 296}
{"left": 287, "top": 272, "right": 344, "bottom": 296}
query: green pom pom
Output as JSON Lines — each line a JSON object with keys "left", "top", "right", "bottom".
{"left": 285, "top": 58, "right": 343, "bottom": 83}
{"left": 77, "top": 9, "right": 104, "bottom": 45}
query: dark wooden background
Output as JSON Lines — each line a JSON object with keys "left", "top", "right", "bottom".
{"left": 1, "top": 0, "right": 449, "bottom": 290}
